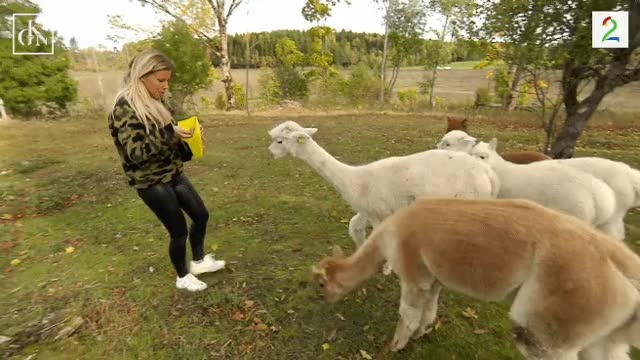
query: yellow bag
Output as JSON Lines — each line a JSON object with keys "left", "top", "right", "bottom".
{"left": 176, "top": 116, "right": 203, "bottom": 158}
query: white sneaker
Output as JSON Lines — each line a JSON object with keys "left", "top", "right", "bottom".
{"left": 190, "top": 254, "right": 226, "bottom": 275}
{"left": 176, "top": 273, "right": 207, "bottom": 291}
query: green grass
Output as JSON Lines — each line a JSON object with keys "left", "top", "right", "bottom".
{"left": 1, "top": 112, "right": 639, "bottom": 359}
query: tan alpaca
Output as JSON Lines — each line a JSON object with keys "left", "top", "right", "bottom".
{"left": 312, "top": 198, "right": 640, "bottom": 359}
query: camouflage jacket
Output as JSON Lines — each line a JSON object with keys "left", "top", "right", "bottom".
{"left": 108, "top": 97, "right": 185, "bottom": 189}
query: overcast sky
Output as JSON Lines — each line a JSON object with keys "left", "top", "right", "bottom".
{"left": 33, "top": 0, "right": 392, "bottom": 49}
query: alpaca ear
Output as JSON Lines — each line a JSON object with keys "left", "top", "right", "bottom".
{"left": 304, "top": 128, "right": 318, "bottom": 136}
{"left": 488, "top": 137, "right": 498, "bottom": 151}
{"left": 332, "top": 245, "right": 344, "bottom": 257}
{"left": 311, "top": 265, "right": 328, "bottom": 280}
{"left": 461, "top": 118, "right": 468, "bottom": 126}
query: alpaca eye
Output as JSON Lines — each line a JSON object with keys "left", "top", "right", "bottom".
{"left": 319, "top": 283, "right": 325, "bottom": 288}
{"left": 277, "top": 140, "right": 283, "bottom": 144}
{"left": 480, "top": 155, "right": 486, "bottom": 160}
{"left": 445, "top": 143, "right": 450, "bottom": 147}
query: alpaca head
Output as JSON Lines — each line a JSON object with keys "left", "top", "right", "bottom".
{"left": 311, "top": 246, "right": 350, "bottom": 303}
{"left": 437, "top": 130, "right": 477, "bottom": 153}
{"left": 470, "top": 138, "right": 502, "bottom": 165}
{"left": 446, "top": 116, "right": 468, "bottom": 133}
{"left": 268, "top": 120, "right": 318, "bottom": 159}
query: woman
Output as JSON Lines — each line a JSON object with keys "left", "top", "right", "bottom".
{"left": 108, "top": 49, "right": 224, "bottom": 291}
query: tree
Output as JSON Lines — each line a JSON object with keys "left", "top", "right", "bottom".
{"left": 550, "top": 0, "right": 639, "bottom": 158}
{"left": 152, "top": 20, "right": 216, "bottom": 117}
{"left": 386, "top": 0, "right": 428, "bottom": 95}
{"left": 476, "top": 0, "right": 639, "bottom": 158}
{"left": 135, "top": 0, "right": 244, "bottom": 110}
{"left": 0, "top": 1, "right": 78, "bottom": 118}
{"left": 425, "top": 0, "right": 474, "bottom": 108}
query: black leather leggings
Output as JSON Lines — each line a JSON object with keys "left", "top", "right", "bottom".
{"left": 137, "top": 174, "right": 209, "bottom": 277}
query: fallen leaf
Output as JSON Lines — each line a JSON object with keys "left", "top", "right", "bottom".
{"left": 244, "top": 300, "right": 255, "bottom": 308}
{"left": 322, "top": 343, "right": 331, "bottom": 351}
{"left": 10, "top": 258, "right": 21, "bottom": 266}
{"left": 231, "top": 311, "right": 244, "bottom": 321}
{"left": 65, "top": 246, "right": 75, "bottom": 254}
{"left": 1, "top": 214, "right": 14, "bottom": 220}
{"left": 359, "top": 350, "right": 373, "bottom": 359}
{"left": 434, "top": 320, "right": 442, "bottom": 331}
{"left": 473, "top": 328, "right": 489, "bottom": 335}
{"left": 253, "top": 323, "right": 269, "bottom": 331}
{"left": 336, "top": 313, "right": 346, "bottom": 321}
{"left": 239, "top": 343, "right": 252, "bottom": 353}
{"left": 210, "top": 243, "right": 219, "bottom": 251}
{"left": 462, "top": 307, "right": 478, "bottom": 319}
{"left": 327, "top": 329, "right": 337, "bottom": 341}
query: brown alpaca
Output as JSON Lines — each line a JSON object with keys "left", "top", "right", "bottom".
{"left": 446, "top": 116, "right": 468, "bottom": 133}
{"left": 312, "top": 198, "right": 640, "bottom": 359}
{"left": 444, "top": 117, "right": 551, "bottom": 164}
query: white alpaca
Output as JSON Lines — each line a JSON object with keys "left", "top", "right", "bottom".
{"left": 439, "top": 130, "right": 640, "bottom": 240}
{"left": 268, "top": 120, "right": 501, "bottom": 249}
{"left": 468, "top": 139, "right": 617, "bottom": 237}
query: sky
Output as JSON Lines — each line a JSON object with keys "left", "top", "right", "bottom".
{"left": 33, "top": 0, "right": 389, "bottom": 49}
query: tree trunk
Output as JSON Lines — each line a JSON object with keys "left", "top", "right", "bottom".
{"left": 379, "top": 17, "right": 390, "bottom": 104}
{"left": 218, "top": 27, "right": 236, "bottom": 111}
{"left": 550, "top": 91, "right": 606, "bottom": 158}
{"left": 506, "top": 64, "right": 523, "bottom": 111}
{"left": 213, "top": 3, "right": 236, "bottom": 111}
{"left": 388, "top": 63, "right": 400, "bottom": 94}
{"left": 428, "top": 13, "right": 449, "bottom": 108}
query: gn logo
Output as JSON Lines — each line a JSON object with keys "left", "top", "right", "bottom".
{"left": 12, "top": 13, "right": 56, "bottom": 55}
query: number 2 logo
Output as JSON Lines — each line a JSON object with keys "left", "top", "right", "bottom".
{"left": 602, "top": 16, "right": 620, "bottom": 42}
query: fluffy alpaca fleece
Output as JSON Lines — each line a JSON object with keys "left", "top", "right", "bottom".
{"left": 442, "top": 131, "right": 637, "bottom": 240}
{"left": 268, "top": 120, "right": 501, "bottom": 248}
{"left": 551, "top": 157, "right": 640, "bottom": 240}
{"left": 467, "top": 139, "right": 619, "bottom": 238}
{"left": 311, "top": 198, "right": 640, "bottom": 358}
{"left": 439, "top": 128, "right": 551, "bottom": 164}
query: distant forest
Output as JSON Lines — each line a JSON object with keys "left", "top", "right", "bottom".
{"left": 224, "top": 29, "right": 487, "bottom": 69}
{"left": 70, "top": 29, "right": 488, "bottom": 72}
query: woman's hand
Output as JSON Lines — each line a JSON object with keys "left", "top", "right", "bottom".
{"left": 173, "top": 125, "right": 194, "bottom": 139}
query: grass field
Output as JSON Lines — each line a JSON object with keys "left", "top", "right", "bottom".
{"left": 1, "top": 111, "right": 640, "bottom": 359}
{"left": 71, "top": 64, "right": 640, "bottom": 114}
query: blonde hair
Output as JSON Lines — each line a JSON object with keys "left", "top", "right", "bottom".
{"left": 113, "top": 49, "right": 175, "bottom": 132}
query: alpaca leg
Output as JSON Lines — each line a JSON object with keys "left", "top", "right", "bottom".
{"left": 390, "top": 283, "right": 427, "bottom": 352}
{"left": 412, "top": 282, "right": 442, "bottom": 339}
{"left": 348, "top": 213, "right": 368, "bottom": 247}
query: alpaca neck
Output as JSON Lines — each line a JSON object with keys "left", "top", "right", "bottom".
{"left": 336, "top": 236, "right": 386, "bottom": 290}
{"left": 295, "top": 140, "right": 359, "bottom": 198}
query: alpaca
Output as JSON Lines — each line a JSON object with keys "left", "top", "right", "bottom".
{"left": 441, "top": 130, "right": 640, "bottom": 240}
{"left": 312, "top": 197, "right": 640, "bottom": 358}
{"left": 442, "top": 122, "right": 551, "bottom": 164}
{"left": 469, "top": 139, "right": 618, "bottom": 238}
{"left": 445, "top": 116, "right": 468, "bottom": 133}
{"left": 268, "top": 120, "right": 501, "bottom": 249}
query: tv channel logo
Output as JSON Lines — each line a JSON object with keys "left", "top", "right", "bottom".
{"left": 592, "top": 11, "right": 628, "bottom": 48}
{"left": 12, "top": 13, "right": 55, "bottom": 55}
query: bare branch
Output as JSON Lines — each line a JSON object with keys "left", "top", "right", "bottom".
{"left": 137, "top": 0, "right": 217, "bottom": 45}
{"left": 227, "top": 0, "right": 243, "bottom": 19}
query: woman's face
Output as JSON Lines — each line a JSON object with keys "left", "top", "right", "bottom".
{"left": 141, "top": 69, "right": 172, "bottom": 99}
